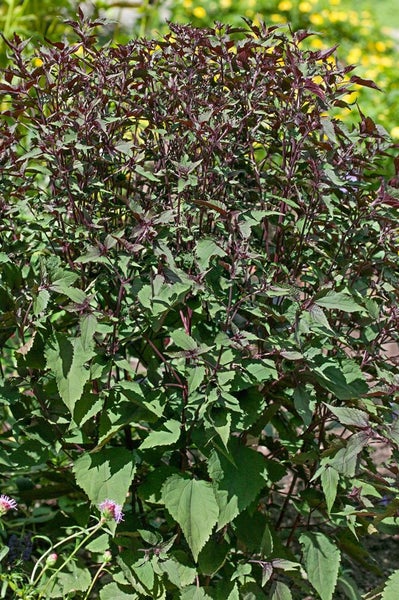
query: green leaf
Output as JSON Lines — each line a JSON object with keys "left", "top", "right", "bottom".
{"left": 140, "top": 419, "right": 181, "bottom": 450}
{"left": 171, "top": 330, "right": 198, "bottom": 351}
{"left": 48, "top": 562, "right": 91, "bottom": 597}
{"left": 180, "top": 587, "right": 212, "bottom": 599}
{"left": 198, "top": 538, "right": 229, "bottom": 576}
{"left": 328, "top": 431, "right": 370, "bottom": 477}
{"left": 310, "top": 358, "right": 368, "bottom": 400}
{"left": 162, "top": 475, "right": 219, "bottom": 561}
{"left": 260, "top": 524, "right": 274, "bottom": 558}
{"left": 321, "top": 466, "right": 339, "bottom": 514}
{"left": 195, "top": 238, "right": 226, "bottom": 269}
{"left": 73, "top": 448, "right": 135, "bottom": 507}
{"left": 138, "top": 466, "right": 179, "bottom": 504}
{"left": 135, "top": 163, "right": 160, "bottom": 181}
{"left": 80, "top": 313, "right": 98, "bottom": 352}
{"left": 324, "top": 404, "right": 369, "bottom": 428}
{"left": 100, "top": 582, "right": 139, "bottom": 599}
{"left": 381, "top": 569, "right": 399, "bottom": 600}
{"left": 336, "top": 573, "right": 362, "bottom": 600}
{"left": 207, "top": 441, "right": 267, "bottom": 529}
{"left": 50, "top": 279, "right": 87, "bottom": 303}
{"left": 45, "top": 333, "right": 91, "bottom": 413}
{"left": 270, "top": 581, "right": 293, "bottom": 600}
{"left": 315, "top": 291, "right": 362, "bottom": 313}
{"left": 300, "top": 532, "right": 341, "bottom": 600}
{"left": 131, "top": 557, "right": 155, "bottom": 591}
{"left": 293, "top": 386, "right": 316, "bottom": 427}
{"left": 240, "top": 582, "right": 267, "bottom": 599}
{"left": 207, "top": 408, "right": 231, "bottom": 449}
{"left": 187, "top": 365, "right": 206, "bottom": 395}
{"left": 33, "top": 289, "right": 50, "bottom": 315}
{"left": 159, "top": 557, "right": 196, "bottom": 588}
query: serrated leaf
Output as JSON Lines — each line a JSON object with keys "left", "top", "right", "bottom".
{"left": 321, "top": 466, "right": 339, "bottom": 514}
{"left": 138, "top": 529, "right": 162, "bottom": 546}
{"left": 48, "top": 562, "right": 91, "bottom": 597}
{"left": 315, "top": 291, "right": 362, "bottom": 312}
{"left": 208, "top": 408, "right": 231, "bottom": 449}
{"left": 328, "top": 431, "right": 370, "bottom": 477}
{"left": 159, "top": 557, "right": 196, "bottom": 588}
{"left": 100, "top": 582, "right": 139, "bottom": 599}
{"left": 33, "top": 289, "right": 50, "bottom": 315}
{"left": 135, "top": 163, "right": 160, "bottom": 181}
{"left": 140, "top": 419, "right": 181, "bottom": 450}
{"left": 162, "top": 475, "right": 219, "bottom": 561}
{"left": 300, "top": 532, "right": 340, "bottom": 600}
{"left": 187, "top": 365, "right": 206, "bottom": 395}
{"left": 260, "top": 524, "right": 274, "bottom": 558}
{"left": 50, "top": 279, "right": 87, "bottom": 303}
{"left": 132, "top": 557, "right": 154, "bottom": 590}
{"left": 45, "top": 333, "right": 91, "bottom": 412}
{"left": 80, "top": 313, "right": 98, "bottom": 352}
{"left": 381, "top": 569, "right": 399, "bottom": 600}
{"left": 270, "top": 581, "right": 293, "bottom": 600}
{"left": 73, "top": 448, "right": 135, "bottom": 507}
{"left": 245, "top": 359, "right": 277, "bottom": 382}
{"left": 207, "top": 440, "right": 267, "bottom": 529}
{"left": 180, "top": 587, "right": 212, "bottom": 599}
{"left": 336, "top": 573, "right": 362, "bottom": 600}
{"left": 195, "top": 238, "right": 226, "bottom": 269}
{"left": 310, "top": 358, "right": 368, "bottom": 400}
{"left": 171, "top": 330, "right": 198, "bottom": 351}
{"left": 324, "top": 404, "right": 369, "bottom": 428}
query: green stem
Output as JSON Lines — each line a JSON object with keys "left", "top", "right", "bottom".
{"left": 30, "top": 521, "right": 102, "bottom": 586}
{"left": 38, "top": 522, "right": 104, "bottom": 598}
{"left": 82, "top": 561, "right": 108, "bottom": 600}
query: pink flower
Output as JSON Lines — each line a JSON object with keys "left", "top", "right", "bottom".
{"left": 98, "top": 499, "right": 124, "bottom": 523}
{"left": 0, "top": 495, "right": 17, "bottom": 516}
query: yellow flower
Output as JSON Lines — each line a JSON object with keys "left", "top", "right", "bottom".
{"left": 278, "top": 0, "right": 293, "bottom": 10}
{"left": 298, "top": 2, "right": 312, "bottom": 12}
{"left": 309, "top": 37, "right": 324, "bottom": 49}
{"left": 220, "top": 0, "right": 232, "bottom": 7}
{"left": 330, "top": 0, "right": 341, "bottom": 4}
{"left": 32, "top": 57, "right": 43, "bottom": 68}
{"left": 346, "top": 48, "right": 361, "bottom": 64}
{"left": 192, "top": 6, "right": 206, "bottom": 19}
{"left": 348, "top": 10, "right": 359, "bottom": 25}
{"left": 270, "top": 13, "right": 286, "bottom": 23}
{"left": 374, "top": 41, "right": 386, "bottom": 53}
{"left": 329, "top": 10, "right": 346, "bottom": 22}
{"left": 183, "top": 0, "right": 192, "bottom": 7}
{"left": 309, "top": 14, "right": 324, "bottom": 25}
{"left": 391, "top": 126, "right": 399, "bottom": 139}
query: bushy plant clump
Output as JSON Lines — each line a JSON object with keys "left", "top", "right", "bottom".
{"left": 169, "top": 0, "right": 399, "bottom": 141}
{"left": 1, "top": 15, "right": 399, "bottom": 599}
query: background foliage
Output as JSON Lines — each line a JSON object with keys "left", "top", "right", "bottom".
{"left": 1, "top": 13, "right": 399, "bottom": 599}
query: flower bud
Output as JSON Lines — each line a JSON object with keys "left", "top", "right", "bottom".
{"left": 46, "top": 553, "right": 58, "bottom": 566}
{"left": 102, "top": 550, "right": 112, "bottom": 563}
